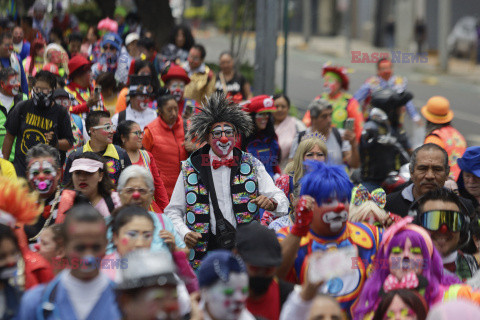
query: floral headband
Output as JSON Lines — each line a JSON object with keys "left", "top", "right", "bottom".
{"left": 380, "top": 216, "right": 434, "bottom": 257}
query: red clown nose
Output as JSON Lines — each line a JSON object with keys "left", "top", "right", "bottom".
{"left": 220, "top": 136, "right": 229, "bottom": 144}
{"left": 439, "top": 224, "right": 448, "bottom": 234}
{"left": 334, "top": 203, "right": 346, "bottom": 213}
{"left": 132, "top": 191, "right": 141, "bottom": 200}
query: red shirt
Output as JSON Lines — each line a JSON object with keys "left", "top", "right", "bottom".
{"left": 246, "top": 279, "right": 281, "bottom": 320}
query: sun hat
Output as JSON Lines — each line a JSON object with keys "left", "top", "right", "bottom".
{"left": 421, "top": 96, "right": 454, "bottom": 124}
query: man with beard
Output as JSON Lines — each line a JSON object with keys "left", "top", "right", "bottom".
{"left": 276, "top": 161, "right": 382, "bottom": 318}
{"left": 23, "top": 144, "right": 63, "bottom": 244}
{"left": 386, "top": 143, "right": 474, "bottom": 217}
{"left": 2, "top": 71, "right": 73, "bottom": 177}
{"left": 165, "top": 93, "right": 288, "bottom": 270}
{"left": 0, "top": 67, "right": 26, "bottom": 162}
{"left": 18, "top": 204, "right": 120, "bottom": 320}
{"left": 63, "top": 111, "right": 131, "bottom": 186}
{"left": 414, "top": 188, "right": 478, "bottom": 281}
{"left": 161, "top": 63, "right": 199, "bottom": 120}
{"left": 235, "top": 221, "right": 294, "bottom": 320}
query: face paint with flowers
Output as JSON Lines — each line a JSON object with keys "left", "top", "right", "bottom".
{"left": 1, "top": 75, "right": 20, "bottom": 96}
{"left": 323, "top": 74, "right": 341, "bottom": 96}
{"left": 28, "top": 160, "right": 57, "bottom": 195}
{"left": 204, "top": 273, "right": 249, "bottom": 320}
{"left": 209, "top": 123, "right": 235, "bottom": 158}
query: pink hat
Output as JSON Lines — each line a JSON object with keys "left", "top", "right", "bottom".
{"left": 69, "top": 158, "right": 104, "bottom": 173}
{"left": 97, "top": 18, "right": 118, "bottom": 34}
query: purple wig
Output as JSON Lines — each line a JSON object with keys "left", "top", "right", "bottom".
{"left": 354, "top": 229, "right": 460, "bottom": 320}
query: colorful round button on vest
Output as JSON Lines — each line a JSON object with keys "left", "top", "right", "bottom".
{"left": 245, "top": 180, "right": 256, "bottom": 194}
{"left": 186, "top": 191, "right": 197, "bottom": 205}
{"left": 240, "top": 163, "right": 251, "bottom": 175}
{"left": 187, "top": 173, "right": 198, "bottom": 185}
{"left": 247, "top": 201, "right": 258, "bottom": 213}
{"left": 326, "top": 277, "right": 344, "bottom": 294}
{"left": 187, "top": 212, "right": 196, "bottom": 224}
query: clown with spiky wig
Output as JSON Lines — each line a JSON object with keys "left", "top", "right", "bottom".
{"left": 165, "top": 93, "right": 288, "bottom": 269}
{"left": 0, "top": 176, "right": 54, "bottom": 297}
{"left": 276, "top": 161, "right": 382, "bottom": 318}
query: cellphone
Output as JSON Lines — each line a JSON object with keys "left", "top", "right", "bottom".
{"left": 307, "top": 245, "right": 358, "bottom": 284}
{"left": 345, "top": 118, "right": 354, "bottom": 131}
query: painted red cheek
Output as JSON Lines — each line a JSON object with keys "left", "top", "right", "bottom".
{"left": 121, "top": 238, "right": 129, "bottom": 245}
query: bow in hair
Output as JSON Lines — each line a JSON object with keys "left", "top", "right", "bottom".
{"left": 352, "top": 184, "right": 386, "bottom": 208}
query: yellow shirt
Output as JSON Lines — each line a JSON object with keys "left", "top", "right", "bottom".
{"left": 0, "top": 158, "right": 17, "bottom": 179}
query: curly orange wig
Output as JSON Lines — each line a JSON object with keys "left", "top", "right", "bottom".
{"left": 0, "top": 176, "right": 43, "bottom": 226}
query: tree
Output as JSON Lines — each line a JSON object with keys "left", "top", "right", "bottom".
{"left": 93, "top": 0, "right": 174, "bottom": 49}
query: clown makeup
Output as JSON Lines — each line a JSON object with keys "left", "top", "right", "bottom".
{"left": 323, "top": 73, "right": 341, "bottom": 96}
{"left": 204, "top": 272, "right": 249, "bottom": 320}
{"left": 388, "top": 238, "right": 424, "bottom": 281}
{"left": 317, "top": 199, "right": 349, "bottom": 234}
{"left": 28, "top": 159, "right": 57, "bottom": 195}
{"left": 132, "top": 95, "right": 151, "bottom": 111}
{"left": 209, "top": 123, "right": 235, "bottom": 158}
{"left": 168, "top": 80, "right": 185, "bottom": 102}
{"left": 383, "top": 295, "right": 417, "bottom": 320}
{"left": 1, "top": 74, "right": 20, "bottom": 96}
{"left": 113, "top": 216, "right": 154, "bottom": 256}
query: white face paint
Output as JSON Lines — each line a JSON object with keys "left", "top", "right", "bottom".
{"left": 321, "top": 199, "right": 349, "bottom": 232}
{"left": 211, "top": 124, "right": 235, "bottom": 157}
{"left": 204, "top": 272, "right": 249, "bottom": 320}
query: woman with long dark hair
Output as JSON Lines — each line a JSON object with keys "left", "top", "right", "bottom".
{"left": 161, "top": 24, "right": 195, "bottom": 64}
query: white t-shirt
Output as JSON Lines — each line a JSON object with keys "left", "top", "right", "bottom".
{"left": 62, "top": 270, "right": 110, "bottom": 320}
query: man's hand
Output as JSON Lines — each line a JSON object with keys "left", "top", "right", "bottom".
{"left": 291, "top": 195, "right": 315, "bottom": 237}
{"left": 184, "top": 232, "right": 202, "bottom": 248}
{"left": 44, "top": 131, "right": 54, "bottom": 145}
{"left": 342, "top": 129, "right": 356, "bottom": 145}
{"left": 252, "top": 195, "right": 276, "bottom": 211}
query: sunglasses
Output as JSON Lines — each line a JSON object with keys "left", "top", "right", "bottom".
{"left": 103, "top": 45, "right": 116, "bottom": 51}
{"left": 419, "top": 210, "right": 464, "bottom": 232}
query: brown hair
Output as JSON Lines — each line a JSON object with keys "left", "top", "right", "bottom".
{"left": 372, "top": 289, "right": 428, "bottom": 320}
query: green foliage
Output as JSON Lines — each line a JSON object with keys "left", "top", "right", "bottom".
{"left": 68, "top": 1, "right": 102, "bottom": 29}
{"left": 209, "top": 1, "right": 255, "bottom": 32}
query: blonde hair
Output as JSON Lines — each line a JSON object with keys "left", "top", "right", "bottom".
{"left": 348, "top": 200, "right": 389, "bottom": 224}
{"left": 290, "top": 137, "right": 328, "bottom": 184}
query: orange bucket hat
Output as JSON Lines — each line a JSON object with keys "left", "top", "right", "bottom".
{"left": 421, "top": 96, "right": 454, "bottom": 124}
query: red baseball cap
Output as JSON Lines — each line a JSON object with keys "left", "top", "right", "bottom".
{"left": 241, "top": 95, "right": 276, "bottom": 113}
{"left": 68, "top": 55, "right": 92, "bottom": 77}
{"left": 161, "top": 64, "right": 190, "bottom": 85}
{"left": 42, "top": 63, "right": 59, "bottom": 76}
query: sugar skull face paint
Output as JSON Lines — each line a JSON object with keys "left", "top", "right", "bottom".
{"left": 204, "top": 272, "right": 249, "bottom": 320}
{"left": 209, "top": 122, "right": 236, "bottom": 158}
{"left": 28, "top": 158, "right": 58, "bottom": 195}
{"left": 1, "top": 74, "right": 20, "bottom": 96}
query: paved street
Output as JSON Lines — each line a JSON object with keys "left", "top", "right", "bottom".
{"left": 197, "top": 29, "right": 480, "bottom": 147}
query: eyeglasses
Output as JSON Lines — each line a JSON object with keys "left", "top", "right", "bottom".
{"left": 169, "top": 83, "right": 185, "bottom": 90}
{"left": 33, "top": 87, "right": 52, "bottom": 95}
{"left": 55, "top": 98, "right": 71, "bottom": 108}
{"left": 103, "top": 45, "right": 116, "bottom": 51}
{"left": 419, "top": 210, "right": 464, "bottom": 232}
{"left": 210, "top": 129, "right": 235, "bottom": 139}
{"left": 92, "top": 124, "right": 116, "bottom": 133}
{"left": 131, "top": 130, "right": 144, "bottom": 138}
{"left": 121, "top": 187, "right": 151, "bottom": 196}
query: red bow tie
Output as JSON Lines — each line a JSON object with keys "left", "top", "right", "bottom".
{"left": 212, "top": 158, "right": 235, "bottom": 169}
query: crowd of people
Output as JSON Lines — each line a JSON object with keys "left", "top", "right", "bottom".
{"left": 1, "top": 2, "right": 480, "bottom": 320}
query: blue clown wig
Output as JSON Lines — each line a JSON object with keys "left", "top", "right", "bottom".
{"left": 299, "top": 161, "right": 353, "bottom": 205}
